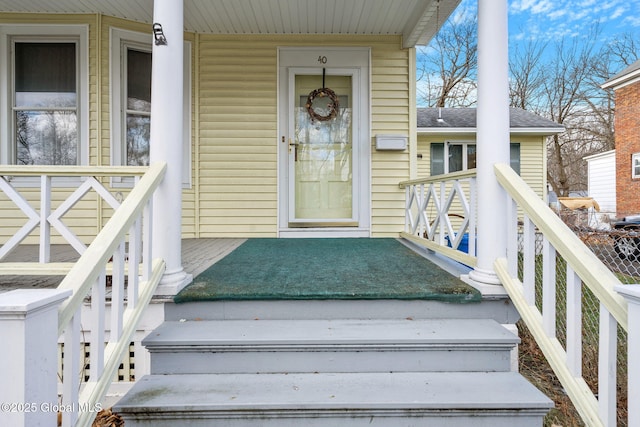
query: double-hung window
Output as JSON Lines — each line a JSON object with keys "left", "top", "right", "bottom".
{"left": 633, "top": 153, "right": 640, "bottom": 179}
{"left": 1, "top": 25, "right": 88, "bottom": 166}
{"left": 430, "top": 141, "right": 520, "bottom": 175}
{"left": 110, "top": 28, "right": 191, "bottom": 186}
{"left": 124, "top": 45, "right": 152, "bottom": 166}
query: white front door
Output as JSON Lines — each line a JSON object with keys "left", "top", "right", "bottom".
{"left": 278, "top": 48, "right": 370, "bottom": 237}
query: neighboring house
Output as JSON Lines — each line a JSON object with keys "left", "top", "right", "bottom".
{"left": 416, "top": 107, "right": 564, "bottom": 200}
{"left": 601, "top": 59, "right": 640, "bottom": 218}
{"left": 585, "top": 150, "right": 616, "bottom": 216}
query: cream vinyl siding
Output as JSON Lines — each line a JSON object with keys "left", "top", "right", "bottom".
{"left": 0, "top": 13, "right": 100, "bottom": 245}
{"left": 196, "top": 34, "right": 410, "bottom": 237}
{"left": 370, "top": 38, "right": 411, "bottom": 236}
{"left": 417, "top": 133, "right": 547, "bottom": 199}
{"left": 0, "top": 13, "right": 413, "bottom": 242}
{"left": 196, "top": 36, "right": 278, "bottom": 237}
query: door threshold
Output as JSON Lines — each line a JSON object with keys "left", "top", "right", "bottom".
{"left": 279, "top": 228, "right": 371, "bottom": 238}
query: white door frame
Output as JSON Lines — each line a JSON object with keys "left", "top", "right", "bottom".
{"left": 277, "top": 47, "right": 371, "bottom": 237}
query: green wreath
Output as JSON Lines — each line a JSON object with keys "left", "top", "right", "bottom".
{"left": 305, "top": 88, "right": 340, "bottom": 122}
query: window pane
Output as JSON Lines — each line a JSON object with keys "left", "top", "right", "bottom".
{"left": 127, "top": 49, "right": 151, "bottom": 111}
{"left": 126, "top": 114, "right": 150, "bottom": 166}
{"left": 448, "top": 144, "right": 463, "bottom": 173}
{"left": 467, "top": 144, "right": 477, "bottom": 169}
{"left": 430, "top": 143, "right": 445, "bottom": 175}
{"left": 16, "top": 111, "right": 77, "bottom": 165}
{"left": 510, "top": 143, "right": 521, "bottom": 175}
{"left": 15, "top": 42, "right": 76, "bottom": 108}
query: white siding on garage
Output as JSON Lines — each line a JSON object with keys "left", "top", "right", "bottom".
{"left": 586, "top": 150, "right": 616, "bottom": 216}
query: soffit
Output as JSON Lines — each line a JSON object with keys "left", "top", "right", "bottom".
{"left": 0, "top": 0, "right": 459, "bottom": 47}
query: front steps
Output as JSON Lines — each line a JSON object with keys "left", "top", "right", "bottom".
{"left": 116, "top": 372, "right": 550, "bottom": 427}
{"left": 143, "top": 319, "right": 516, "bottom": 374}
{"left": 115, "top": 299, "right": 552, "bottom": 426}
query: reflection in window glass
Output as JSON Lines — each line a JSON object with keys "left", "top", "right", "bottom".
{"left": 448, "top": 144, "right": 463, "bottom": 173}
{"left": 14, "top": 42, "right": 78, "bottom": 165}
{"left": 467, "top": 145, "right": 477, "bottom": 169}
{"left": 430, "top": 142, "right": 521, "bottom": 175}
{"left": 125, "top": 48, "right": 152, "bottom": 166}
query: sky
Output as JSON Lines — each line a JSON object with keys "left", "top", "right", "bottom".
{"left": 416, "top": 0, "right": 640, "bottom": 106}
{"left": 449, "top": 0, "right": 640, "bottom": 58}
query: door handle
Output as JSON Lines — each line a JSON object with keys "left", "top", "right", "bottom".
{"left": 289, "top": 139, "right": 299, "bottom": 162}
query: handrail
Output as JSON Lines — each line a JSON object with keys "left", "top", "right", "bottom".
{"left": 399, "top": 169, "right": 476, "bottom": 188}
{"left": 0, "top": 165, "right": 155, "bottom": 264}
{"left": 494, "top": 162, "right": 629, "bottom": 427}
{"left": 0, "top": 165, "right": 149, "bottom": 177}
{"left": 53, "top": 162, "right": 167, "bottom": 427}
{"left": 494, "top": 163, "right": 627, "bottom": 329}
{"left": 400, "top": 169, "right": 477, "bottom": 267}
{"left": 57, "top": 162, "right": 166, "bottom": 333}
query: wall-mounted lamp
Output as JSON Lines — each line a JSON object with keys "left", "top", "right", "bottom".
{"left": 153, "top": 23, "right": 167, "bottom": 46}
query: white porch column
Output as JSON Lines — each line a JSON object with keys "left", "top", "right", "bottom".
{"left": 150, "top": 0, "right": 192, "bottom": 295}
{"left": 0, "top": 289, "right": 71, "bottom": 427}
{"left": 466, "top": 0, "right": 510, "bottom": 289}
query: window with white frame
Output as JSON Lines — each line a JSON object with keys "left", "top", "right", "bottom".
{"left": 1, "top": 25, "right": 88, "bottom": 166}
{"left": 633, "top": 153, "right": 640, "bottom": 179}
{"left": 124, "top": 45, "right": 152, "bottom": 166}
{"left": 430, "top": 141, "right": 521, "bottom": 175}
{"left": 110, "top": 28, "right": 191, "bottom": 186}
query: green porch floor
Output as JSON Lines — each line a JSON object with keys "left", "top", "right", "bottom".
{"left": 174, "top": 238, "right": 481, "bottom": 304}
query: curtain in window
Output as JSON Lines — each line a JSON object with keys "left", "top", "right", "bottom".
{"left": 14, "top": 42, "right": 77, "bottom": 165}
{"left": 126, "top": 48, "right": 152, "bottom": 166}
{"left": 429, "top": 142, "right": 521, "bottom": 176}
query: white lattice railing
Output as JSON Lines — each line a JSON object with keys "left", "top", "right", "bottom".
{"left": 0, "top": 163, "right": 166, "bottom": 427}
{"left": 0, "top": 165, "right": 153, "bottom": 271}
{"left": 493, "top": 163, "right": 636, "bottom": 427}
{"left": 399, "top": 170, "right": 477, "bottom": 267}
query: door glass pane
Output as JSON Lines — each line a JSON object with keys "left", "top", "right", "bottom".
{"left": 294, "top": 75, "right": 352, "bottom": 220}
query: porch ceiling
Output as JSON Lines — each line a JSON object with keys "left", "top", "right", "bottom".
{"left": 0, "top": 0, "right": 459, "bottom": 47}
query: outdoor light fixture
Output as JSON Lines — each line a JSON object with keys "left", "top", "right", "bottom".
{"left": 153, "top": 23, "right": 167, "bottom": 45}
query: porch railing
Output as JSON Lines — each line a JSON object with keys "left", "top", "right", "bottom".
{"left": 0, "top": 163, "right": 167, "bottom": 427}
{"left": 493, "top": 163, "right": 635, "bottom": 427}
{"left": 399, "top": 170, "right": 477, "bottom": 267}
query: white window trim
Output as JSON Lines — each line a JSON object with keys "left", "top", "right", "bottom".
{"left": 109, "top": 27, "right": 192, "bottom": 188}
{"left": 444, "top": 140, "right": 475, "bottom": 174}
{"left": 430, "top": 141, "right": 521, "bottom": 175}
{"left": 633, "top": 152, "right": 640, "bottom": 179}
{"left": 0, "top": 24, "right": 89, "bottom": 171}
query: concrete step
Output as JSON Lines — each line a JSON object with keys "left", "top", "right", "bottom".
{"left": 165, "top": 297, "right": 518, "bottom": 323}
{"left": 114, "top": 371, "right": 553, "bottom": 427}
{"left": 144, "top": 318, "right": 518, "bottom": 374}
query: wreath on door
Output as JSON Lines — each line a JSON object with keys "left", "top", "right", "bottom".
{"left": 305, "top": 87, "right": 340, "bottom": 122}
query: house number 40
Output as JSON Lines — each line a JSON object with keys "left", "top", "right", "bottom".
{"left": 317, "top": 55, "right": 328, "bottom": 64}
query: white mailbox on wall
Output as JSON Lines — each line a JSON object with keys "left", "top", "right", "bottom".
{"left": 375, "top": 134, "right": 407, "bottom": 151}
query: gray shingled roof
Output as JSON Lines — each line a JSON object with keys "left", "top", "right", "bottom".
{"left": 602, "top": 58, "right": 640, "bottom": 88}
{"left": 417, "top": 107, "right": 564, "bottom": 132}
